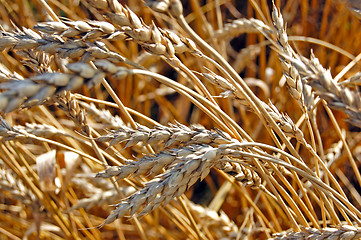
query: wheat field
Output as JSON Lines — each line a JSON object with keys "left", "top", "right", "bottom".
{"left": 0, "top": 0, "right": 361, "bottom": 239}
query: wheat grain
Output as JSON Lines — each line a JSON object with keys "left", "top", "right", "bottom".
{"left": 0, "top": 63, "right": 23, "bottom": 82}
{"left": 16, "top": 50, "right": 51, "bottom": 73}
{"left": 145, "top": 0, "right": 183, "bottom": 18}
{"left": 144, "top": 0, "right": 171, "bottom": 13}
{"left": 341, "top": 72, "right": 361, "bottom": 86}
{"left": 99, "top": 138, "right": 324, "bottom": 224}
{"left": 325, "top": 138, "right": 344, "bottom": 167}
{"left": 0, "top": 116, "right": 27, "bottom": 141}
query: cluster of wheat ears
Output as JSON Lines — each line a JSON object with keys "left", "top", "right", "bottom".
{"left": 0, "top": 0, "right": 361, "bottom": 239}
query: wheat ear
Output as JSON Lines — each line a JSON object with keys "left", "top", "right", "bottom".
{"left": 271, "top": 225, "right": 361, "bottom": 240}
{"left": 271, "top": 4, "right": 315, "bottom": 111}
{"left": 101, "top": 145, "right": 224, "bottom": 224}
{"left": 271, "top": 5, "right": 361, "bottom": 127}
{"left": 96, "top": 122, "right": 232, "bottom": 149}
{"left": 0, "top": 168, "right": 37, "bottom": 207}
{"left": 213, "top": 18, "right": 272, "bottom": 39}
{"left": 0, "top": 28, "right": 127, "bottom": 63}
{"left": 0, "top": 62, "right": 104, "bottom": 113}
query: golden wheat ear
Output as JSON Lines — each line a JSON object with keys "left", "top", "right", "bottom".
{"left": 1, "top": 0, "right": 361, "bottom": 239}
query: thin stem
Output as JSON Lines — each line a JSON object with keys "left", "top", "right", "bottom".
{"left": 323, "top": 101, "right": 361, "bottom": 188}
{"left": 130, "top": 69, "right": 248, "bottom": 140}
{"left": 176, "top": 14, "right": 302, "bottom": 165}
{"left": 36, "top": 0, "right": 61, "bottom": 22}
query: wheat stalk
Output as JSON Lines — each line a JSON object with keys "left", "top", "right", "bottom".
{"left": 203, "top": 70, "right": 307, "bottom": 146}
